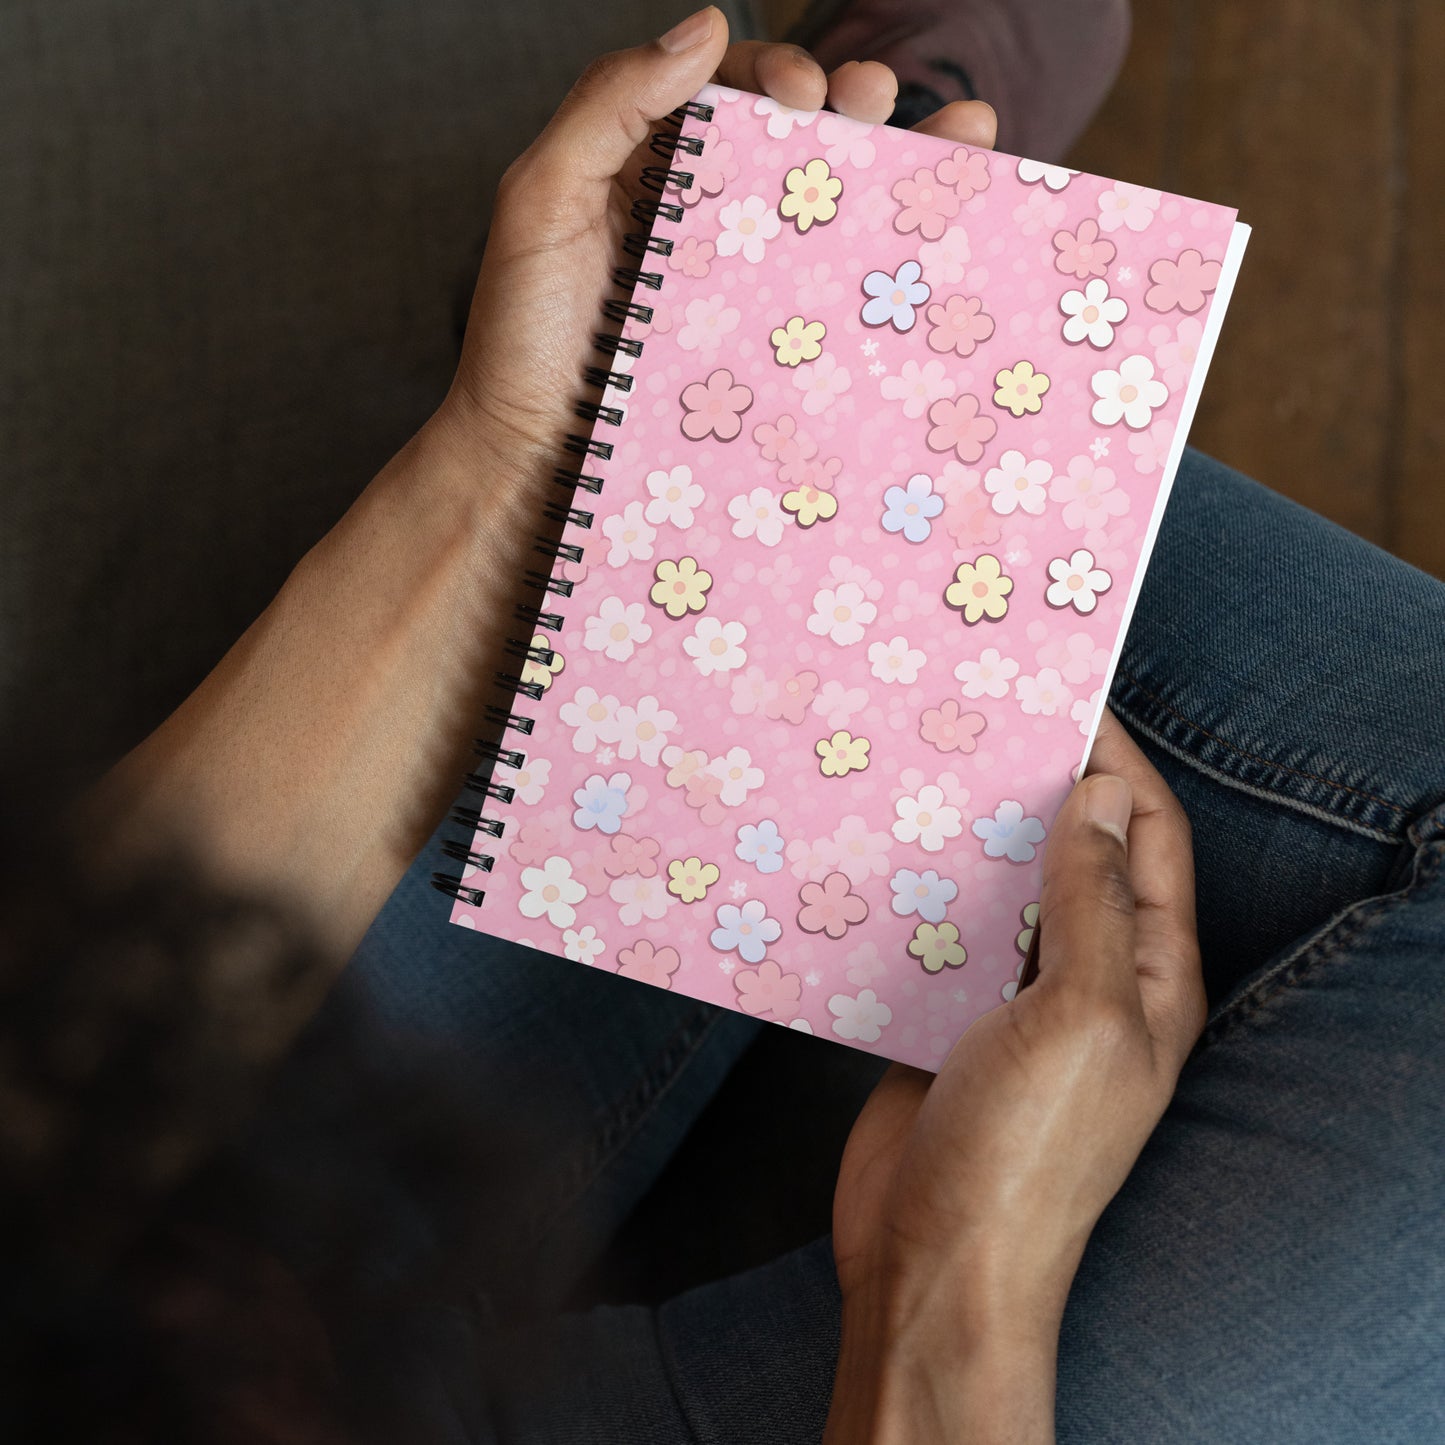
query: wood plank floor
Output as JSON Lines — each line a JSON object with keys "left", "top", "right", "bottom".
{"left": 762, "top": 0, "right": 1445, "bottom": 575}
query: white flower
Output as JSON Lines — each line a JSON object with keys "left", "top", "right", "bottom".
{"left": 889, "top": 867, "right": 958, "bottom": 924}
{"left": 1091, "top": 353, "right": 1168, "bottom": 429}
{"left": 583, "top": 596, "right": 652, "bottom": 662}
{"left": 717, "top": 194, "right": 781, "bottom": 264}
{"left": 1015, "top": 667, "right": 1074, "bottom": 717}
{"left": 828, "top": 988, "right": 893, "bottom": 1043}
{"left": 711, "top": 898, "right": 782, "bottom": 963}
{"left": 684, "top": 616, "right": 748, "bottom": 676}
{"left": 793, "top": 352, "right": 852, "bottom": 416}
{"left": 1046, "top": 548, "right": 1113, "bottom": 615}
{"left": 955, "top": 647, "right": 1019, "bottom": 700}
{"left": 1017, "top": 158, "right": 1076, "bottom": 191}
{"left": 879, "top": 357, "right": 955, "bottom": 419}
{"left": 916, "top": 225, "right": 972, "bottom": 285}
{"left": 1060, "top": 278, "right": 1128, "bottom": 348}
{"left": 495, "top": 756, "right": 550, "bottom": 806}
{"left": 518, "top": 856, "right": 586, "bottom": 928}
{"left": 1089, "top": 436, "right": 1111, "bottom": 459}
{"left": 707, "top": 746, "right": 764, "bottom": 807}
{"left": 562, "top": 924, "right": 605, "bottom": 964}
{"left": 752, "top": 93, "right": 816, "bottom": 139}
{"left": 1097, "top": 181, "right": 1162, "bottom": 233}
{"left": 601, "top": 500, "right": 656, "bottom": 566}
{"left": 727, "top": 486, "right": 787, "bottom": 546}
{"left": 867, "top": 635, "right": 926, "bottom": 685}
{"left": 558, "top": 686, "right": 621, "bottom": 752}
{"left": 983, "top": 450, "right": 1052, "bottom": 516}
{"left": 807, "top": 580, "right": 876, "bottom": 646}
{"left": 1071, "top": 687, "right": 1102, "bottom": 736}
{"left": 608, "top": 873, "right": 669, "bottom": 926}
{"left": 972, "top": 800, "right": 1047, "bottom": 863}
{"left": 892, "top": 784, "right": 963, "bottom": 853}
{"left": 644, "top": 464, "right": 704, "bottom": 528}
{"left": 789, "top": 1019, "right": 815, "bottom": 1035}
{"left": 613, "top": 694, "right": 676, "bottom": 765}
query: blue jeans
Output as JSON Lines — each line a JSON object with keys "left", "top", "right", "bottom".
{"left": 333, "top": 450, "right": 1445, "bottom": 1443}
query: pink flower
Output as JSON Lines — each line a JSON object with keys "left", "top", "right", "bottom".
{"left": 677, "top": 293, "right": 740, "bottom": 353}
{"left": 816, "top": 110, "right": 876, "bottom": 169}
{"left": 1052, "top": 218, "right": 1116, "bottom": 280}
{"left": 1151, "top": 316, "right": 1205, "bottom": 391}
{"left": 793, "top": 260, "right": 847, "bottom": 311}
{"left": 880, "top": 358, "right": 956, "bottom": 420}
{"left": 762, "top": 669, "right": 819, "bottom": 724}
{"left": 926, "top": 393, "right": 996, "bottom": 463}
{"left": 603, "top": 833, "right": 660, "bottom": 879}
{"left": 667, "top": 235, "right": 715, "bottom": 278}
{"left": 924, "top": 294, "right": 995, "bottom": 357}
{"left": 571, "top": 843, "right": 614, "bottom": 897}
{"left": 1127, "top": 416, "right": 1175, "bottom": 474}
{"left": 1036, "top": 630, "right": 1110, "bottom": 685}
{"left": 818, "top": 814, "right": 893, "bottom": 886}
{"left": 920, "top": 700, "right": 987, "bottom": 754}
{"left": 734, "top": 959, "right": 804, "bottom": 1020}
{"left": 812, "top": 678, "right": 869, "bottom": 729}
{"left": 683, "top": 770, "right": 727, "bottom": 827}
{"left": 729, "top": 664, "right": 771, "bottom": 716}
{"left": 796, "top": 871, "right": 869, "bottom": 938}
{"left": 793, "top": 352, "right": 852, "bottom": 417}
{"left": 936, "top": 146, "right": 992, "bottom": 201}
{"left": 786, "top": 452, "right": 842, "bottom": 491}
{"left": 937, "top": 462, "right": 1004, "bottom": 547}
{"left": 680, "top": 368, "right": 753, "bottom": 441}
{"left": 891, "top": 165, "right": 961, "bottom": 239}
{"left": 753, "top": 413, "right": 817, "bottom": 473}
{"left": 1145, "top": 248, "right": 1221, "bottom": 314}
{"left": 1012, "top": 187, "right": 1067, "bottom": 237}
{"left": 677, "top": 125, "right": 740, "bottom": 204}
{"left": 508, "top": 819, "right": 559, "bottom": 869}
{"left": 616, "top": 939, "right": 681, "bottom": 989}
{"left": 1049, "top": 454, "right": 1130, "bottom": 530}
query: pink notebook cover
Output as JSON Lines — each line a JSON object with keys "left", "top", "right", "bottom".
{"left": 447, "top": 83, "right": 1247, "bottom": 1071}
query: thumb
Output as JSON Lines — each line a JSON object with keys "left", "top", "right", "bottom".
{"left": 1036, "top": 772, "right": 1141, "bottom": 1012}
{"left": 521, "top": 7, "right": 728, "bottom": 209}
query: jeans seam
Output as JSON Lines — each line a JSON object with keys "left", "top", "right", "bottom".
{"left": 1191, "top": 837, "right": 1445, "bottom": 1055}
{"left": 1112, "top": 666, "right": 1409, "bottom": 844}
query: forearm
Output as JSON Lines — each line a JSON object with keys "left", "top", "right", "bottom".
{"left": 92, "top": 409, "right": 538, "bottom": 962}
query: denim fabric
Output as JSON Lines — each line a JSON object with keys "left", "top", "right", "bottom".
{"left": 337, "top": 449, "right": 1444, "bottom": 1442}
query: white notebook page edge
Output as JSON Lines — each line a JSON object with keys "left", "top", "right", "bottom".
{"left": 1076, "top": 220, "right": 1253, "bottom": 774}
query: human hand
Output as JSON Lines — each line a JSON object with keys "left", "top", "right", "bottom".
{"left": 825, "top": 710, "right": 1206, "bottom": 1442}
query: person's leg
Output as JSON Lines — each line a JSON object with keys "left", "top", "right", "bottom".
{"left": 460, "top": 451, "right": 1445, "bottom": 1441}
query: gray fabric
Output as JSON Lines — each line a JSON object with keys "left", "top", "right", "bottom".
{"left": 1, "top": 0, "right": 752, "bottom": 791}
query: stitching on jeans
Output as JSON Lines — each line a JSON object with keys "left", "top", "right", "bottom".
{"left": 1192, "top": 839, "right": 1444, "bottom": 1053}
{"left": 1116, "top": 666, "right": 1409, "bottom": 816}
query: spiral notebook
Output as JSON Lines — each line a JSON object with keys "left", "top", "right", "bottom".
{"left": 437, "top": 83, "right": 1249, "bottom": 1072}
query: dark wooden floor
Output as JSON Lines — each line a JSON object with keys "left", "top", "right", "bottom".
{"left": 767, "top": 0, "right": 1445, "bottom": 576}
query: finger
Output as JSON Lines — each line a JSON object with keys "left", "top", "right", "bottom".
{"left": 1085, "top": 710, "right": 1206, "bottom": 1061}
{"left": 715, "top": 40, "right": 828, "bottom": 111}
{"left": 910, "top": 99, "right": 998, "bottom": 149}
{"left": 824, "top": 60, "right": 897, "bottom": 124}
{"left": 515, "top": 6, "right": 729, "bottom": 208}
{"left": 1037, "top": 770, "right": 1141, "bottom": 1014}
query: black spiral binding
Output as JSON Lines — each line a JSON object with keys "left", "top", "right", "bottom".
{"left": 432, "top": 96, "right": 715, "bottom": 909}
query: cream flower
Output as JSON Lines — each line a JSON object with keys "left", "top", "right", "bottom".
{"left": 807, "top": 580, "right": 876, "bottom": 645}
{"left": 983, "top": 450, "right": 1052, "bottom": 517}
{"left": 643, "top": 464, "right": 704, "bottom": 528}
{"left": 650, "top": 557, "right": 711, "bottom": 617}
{"left": 717, "top": 194, "right": 782, "bottom": 264}
{"left": 1060, "top": 278, "right": 1128, "bottom": 348}
{"left": 816, "top": 729, "right": 870, "bottom": 778}
{"left": 780, "top": 158, "right": 843, "bottom": 233}
{"left": 993, "top": 359, "right": 1050, "bottom": 417}
{"left": 667, "top": 856, "right": 720, "bottom": 903}
{"left": 1045, "top": 548, "right": 1113, "bottom": 615}
{"left": 908, "top": 920, "right": 968, "bottom": 973}
{"left": 727, "top": 485, "right": 787, "bottom": 546}
{"left": 583, "top": 596, "right": 652, "bottom": 662}
{"left": 519, "top": 633, "right": 565, "bottom": 692}
{"left": 518, "top": 855, "right": 586, "bottom": 928}
{"left": 867, "top": 635, "right": 927, "bottom": 685}
{"left": 781, "top": 481, "right": 838, "bottom": 527}
{"left": 770, "top": 315, "right": 827, "bottom": 367}
{"left": 892, "top": 784, "right": 963, "bottom": 853}
{"left": 944, "top": 554, "right": 1013, "bottom": 624}
{"left": 684, "top": 616, "right": 748, "bottom": 676}
{"left": 1090, "top": 354, "right": 1168, "bottom": 429}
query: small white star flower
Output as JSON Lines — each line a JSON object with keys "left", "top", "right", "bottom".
{"left": 805, "top": 969, "right": 822, "bottom": 987}
{"left": 595, "top": 747, "right": 616, "bottom": 765}
{"left": 718, "top": 959, "right": 736, "bottom": 975}
{"left": 1090, "top": 436, "right": 1111, "bottom": 459}
{"left": 868, "top": 360, "right": 886, "bottom": 377}
{"left": 860, "top": 338, "right": 879, "bottom": 356}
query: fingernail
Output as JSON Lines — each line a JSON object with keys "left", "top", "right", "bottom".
{"left": 658, "top": 6, "right": 713, "bottom": 53}
{"left": 1084, "top": 774, "right": 1131, "bottom": 849}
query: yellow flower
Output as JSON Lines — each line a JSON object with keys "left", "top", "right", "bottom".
{"left": 944, "top": 553, "right": 1013, "bottom": 624}
{"left": 650, "top": 557, "right": 712, "bottom": 618}
{"left": 667, "top": 856, "right": 720, "bottom": 903}
{"left": 908, "top": 921, "right": 967, "bottom": 974}
{"left": 519, "top": 633, "right": 564, "bottom": 691}
{"left": 1015, "top": 901, "right": 1040, "bottom": 956}
{"left": 816, "top": 729, "right": 870, "bottom": 777}
{"left": 779, "top": 158, "right": 842, "bottom": 233}
{"left": 770, "top": 315, "right": 826, "bottom": 366}
{"left": 781, "top": 483, "right": 838, "bottom": 527}
{"left": 993, "top": 359, "right": 1050, "bottom": 417}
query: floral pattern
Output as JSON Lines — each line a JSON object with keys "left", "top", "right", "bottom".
{"left": 448, "top": 82, "right": 1240, "bottom": 1073}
